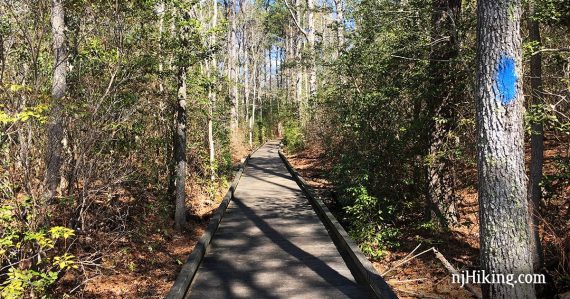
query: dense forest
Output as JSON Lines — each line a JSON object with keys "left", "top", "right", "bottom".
{"left": 0, "top": 0, "right": 568, "bottom": 298}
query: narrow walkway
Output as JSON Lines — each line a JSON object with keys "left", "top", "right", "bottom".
{"left": 186, "top": 141, "right": 371, "bottom": 298}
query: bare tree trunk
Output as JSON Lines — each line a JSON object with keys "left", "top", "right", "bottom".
{"left": 249, "top": 59, "right": 257, "bottom": 147}
{"left": 46, "top": 0, "right": 67, "bottom": 199}
{"left": 244, "top": 43, "right": 250, "bottom": 125}
{"left": 158, "top": 2, "right": 165, "bottom": 94}
{"left": 287, "top": 23, "right": 294, "bottom": 103}
{"left": 0, "top": 20, "right": 4, "bottom": 84}
{"left": 268, "top": 48, "right": 272, "bottom": 92}
{"left": 209, "top": 0, "right": 218, "bottom": 183}
{"left": 174, "top": 12, "right": 189, "bottom": 232}
{"left": 475, "top": 1, "right": 536, "bottom": 298}
{"left": 426, "top": 0, "right": 461, "bottom": 227}
{"left": 279, "top": 47, "right": 283, "bottom": 88}
{"left": 333, "top": 0, "right": 344, "bottom": 55}
{"left": 307, "top": 0, "right": 317, "bottom": 100}
{"left": 295, "top": 0, "right": 303, "bottom": 118}
{"left": 229, "top": 0, "right": 239, "bottom": 132}
{"left": 527, "top": 0, "right": 544, "bottom": 273}
{"left": 273, "top": 47, "right": 278, "bottom": 93}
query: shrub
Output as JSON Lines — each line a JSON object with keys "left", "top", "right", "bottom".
{"left": 341, "top": 185, "right": 400, "bottom": 259}
{"left": 0, "top": 204, "right": 77, "bottom": 298}
{"left": 282, "top": 121, "right": 305, "bottom": 152}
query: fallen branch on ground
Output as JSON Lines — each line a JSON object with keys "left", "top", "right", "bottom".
{"left": 433, "top": 248, "right": 482, "bottom": 299}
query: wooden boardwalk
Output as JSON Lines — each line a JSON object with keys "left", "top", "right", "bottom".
{"left": 186, "top": 141, "right": 373, "bottom": 298}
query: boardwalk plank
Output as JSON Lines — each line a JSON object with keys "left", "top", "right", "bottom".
{"left": 186, "top": 141, "right": 372, "bottom": 298}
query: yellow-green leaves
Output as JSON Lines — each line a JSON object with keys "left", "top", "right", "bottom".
{"left": 0, "top": 103, "right": 49, "bottom": 124}
{"left": 0, "top": 211, "right": 77, "bottom": 298}
{"left": 49, "top": 226, "right": 75, "bottom": 240}
{"left": 53, "top": 253, "right": 78, "bottom": 270}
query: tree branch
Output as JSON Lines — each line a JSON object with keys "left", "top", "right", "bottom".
{"left": 531, "top": 48, "right": 570, "bottom": 56}
{"left": 282, "top": 0, "right": 308, "bottom": 40}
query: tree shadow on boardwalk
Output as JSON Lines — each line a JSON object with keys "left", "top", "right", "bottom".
{"left": 187, "top": 144, "right": 371, "bottom": 298}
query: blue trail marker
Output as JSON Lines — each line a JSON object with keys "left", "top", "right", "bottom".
{"left": 496, "top": 56, "right": 518, "bottom": 105}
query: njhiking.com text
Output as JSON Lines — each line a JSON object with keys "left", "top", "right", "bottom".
{"left": 452, "top": 270, "right": 546, "bottom": 288}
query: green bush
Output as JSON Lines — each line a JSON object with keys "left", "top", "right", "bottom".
{"left": 282, "top": 122, "right": 305, "bottom": 152}
{"left": 0, "top": 204, "right": 77, "bottom": 298}
{"left": 341, "top": 185, "right": 400, "bottom": 259}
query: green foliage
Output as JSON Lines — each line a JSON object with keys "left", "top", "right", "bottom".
{"left": 0, "top": 203, "right": 76, "bottom": 298}
{"left": 341, "top": 185, "right": 400, "bottom": 259}
{"left": 0, "top": 87, "right": 49, "bottom": 124}
{"left": 542, "top": 156, "right": 570, "bottom": 201}
{"left": 312, "top": 0, "right": 478, "bottom": 257}
{"left": 282, "top": 121, "right": 305, "bottom": 152}
{"left": 532, "top": 0, "right": 570, "bottom": 25}
{"left": 526, "top": 104, "right": 570, "bottom": 134}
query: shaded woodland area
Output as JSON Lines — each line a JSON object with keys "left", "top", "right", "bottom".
{"left": 0, "top": 0, "right": 568, "bottom": 298}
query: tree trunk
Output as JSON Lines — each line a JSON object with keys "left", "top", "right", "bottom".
{"left": 229, "top": 0, "right": 239, "bottom": 132}
{"left": 475, "top": 1, "right": 536, "bottom": 298}
{"left": 209, "top": 0, "right": 218, "bottom": 183}
{"left": 268, "top": 48, "right": 272, "bottom": 92}
{"left": 527, "top": 0, "right": 544, "bottom": 273}
{"left": 426, "top": 0, "right": 461, "bottom": 227}
{"left": 333, "top": 0, "right": 344, "bottom": 54}
{"left": 46, "top": 0, "right": 67, "bottom": 199}
{"left": 307, "top": 0, "right": 317, "bottom": 100}
{"left": 295, "top": 0, "right": 303, "bottom": 118}
{"left": 174, "top": 12, "right": 189, "bottom": 232}
{"left": 249, "top": 60, "right": 257, "bottom": 147}
{"left": 0, "top": 21, "right": 4, "bottom": 84}
{"left": 158, "top": 2, "right": 165, "bottom": 94}
{"left": 244, "top": 45, "right": 250, "bottom": 125}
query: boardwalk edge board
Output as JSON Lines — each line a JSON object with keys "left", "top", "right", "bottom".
{"left": 166, "top": 144, "right": 264, "bottom": 299}
{"left": 278, "top": 147, "right": 398, "bottom": 299}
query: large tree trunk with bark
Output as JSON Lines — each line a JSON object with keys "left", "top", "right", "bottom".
{"left": 46, "top": 0, "right": 67, "bottom": 199}
{"left": 174, "top": 12, "right": 189, "bottom": 232}
{"left": 174, "top": 64, "right": 188, "bottom": 231}
{"left": 426, "top": 0, "right": 461, "bottom": 226}
{"left": 528, "top": 0, "right": 544, "bottom": 273}
{"left": 475, "top": 1, "right": 536, "bottom": 298}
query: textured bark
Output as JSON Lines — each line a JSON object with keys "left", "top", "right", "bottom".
{"left": 244, "top": 45, "right": 250, "bottom": 124}
{"left": 174, "top": 65, "right": 188, "bottom": 231}
{"left": 249, "top": 60, "right": 257, "bottom": 147}
{"left": 295, "top": 0, "right": 303, "bottom": 118}
{"left": 0, "top": 22, "right": 4, "bottom": 83}
{"left": 158, "top": 2, "right": 165, "bottom": 94}
{"left": 279, "top": 47, "right": 284, "bottom": 88}
{"left": 528, "top": 1, "right": 544, "bottom": 272}
{"left": 208, "top": 0, "right": 218, "bottom": 183}
{"left": 174, "top": 12, "right": 189, "bottom": 232}
{"left": 307, "top": 0, "right": 317, "bottom": 100}
{"left": 229, "top": 0, "right": 239, "bottom": 131}
{"left": 286, "top": 23, "right": 294, "bottom": 102}
{"left": 46, "top": 0, "right": 67, "bottom": 199}
{"left": 426, "top": 0, "right": 461, "bottom": 226}
{"left": 475, "top": 1, "right": 536, "bottom": 298}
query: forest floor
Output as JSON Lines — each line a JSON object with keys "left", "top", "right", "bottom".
{"left": 55, "top": 145, "right": 252, "bottom": 298}
{"left": 287, "top": 134, "right": 569, "bottom": 299}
